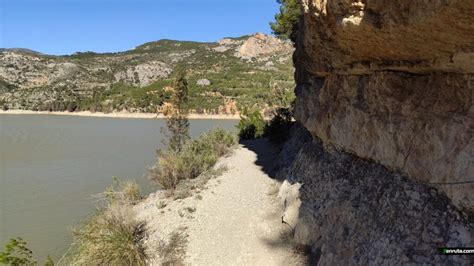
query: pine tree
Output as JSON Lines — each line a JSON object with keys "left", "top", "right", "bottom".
{"left": 270, "top": 0, "right": 301, "bottom": 41}
{"left": 164, "top": 70, "right": 190, "bottom": 152}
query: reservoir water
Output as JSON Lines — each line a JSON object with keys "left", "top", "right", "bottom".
{"left": 0, "top": 114, "right": 237, "bottom": 261}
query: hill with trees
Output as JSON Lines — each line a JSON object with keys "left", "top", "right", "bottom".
{"left": 0, "top": 33, "right": 294, "bottom": 115}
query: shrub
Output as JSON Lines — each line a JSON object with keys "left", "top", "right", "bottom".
{"left": 66, "top": 102, "right": 77, "bottom": 112}
{"left": 102, "top": 177, "right": 142, "bottom": 204}
{"left": 66, "top": 203, "right": 146, "bottom": 266}
{"left": 63, "top": 180, "right": 146, "bottom": 266}
{"left": 264, "top": 107, "right": 293, "bottom": 143}
{"left": 237, "top": 109, "right": 265, "bottom": 140}
{"left": 150, "top": 128, "right": 236, "bottom": 189}
{"left": 0, "top": 237, "right": 35, "bottom": 265}
{"left": 0, "top": 238, "right": 54, "bottom": 265}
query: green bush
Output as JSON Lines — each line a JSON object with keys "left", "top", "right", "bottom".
{"left": 237, "top": 109, "right": 266, "bottom": 140}
{"left": 0, "top": 238, "right": 54, "bottom": 266}
{"left": 0, "top": 237, "right": 35, "bottom": 265}
{"left": 150, "top": 128, "right": 236, "bottom": 189}
{"left": 264, "top": 107, "right": 293, "bottom": 143}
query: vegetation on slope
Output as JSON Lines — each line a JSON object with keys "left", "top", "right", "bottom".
{"left": 151, "top": 127, "right": 236, "bottom": 190}
{"left": 237, "top": 80, "right": 294, "bottom": 142}
{"left": 0, "top": 34, "right": 294, "bottom": 114}
{"left": 62, "top": 178, "right": 146, "bottom": 266}
{"left": 150, "top": 73, "right": 236, "bottom": 190}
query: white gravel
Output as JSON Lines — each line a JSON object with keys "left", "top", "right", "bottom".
{"left": 135, "top": 139, "right": 305, "bottom": 266}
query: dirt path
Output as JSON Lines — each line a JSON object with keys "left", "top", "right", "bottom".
{"left": 136, "top": 139, "right": 305, "bottom": 266}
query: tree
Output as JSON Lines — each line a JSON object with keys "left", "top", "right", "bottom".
{"left": 270, "top": 0, "right": 301, "bottom": 41}
{"left": 263, "top": 81, "right": 295, "bottom": 143}
{"left": 162, "top": 71, "right": 190, "bottom": 152}
{"left": 266, "top": 81, "right": 294, "bottom": 110}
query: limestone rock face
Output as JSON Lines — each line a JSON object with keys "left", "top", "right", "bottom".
{"left": 235, "top": 33, "right": 293, "bottom": 60}
{"left": 294, "top": 0, "right": 474, "bottom": 213}
{"left": 114, "top": 61, "right": 171, "bottom": 86}
{"left": 298, "top": 0, "right": 474, "bottom": 74}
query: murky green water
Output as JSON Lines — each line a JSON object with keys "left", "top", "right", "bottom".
{"left": 0, "top": 114, "right": 237, "bottom": 261}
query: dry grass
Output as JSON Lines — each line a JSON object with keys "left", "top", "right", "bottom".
{"left": 64, "top": 203, "right": 146, "bottom": 266}
{"left": 102, "top": 177, "right": 142, "bottom": 204}
{"left": 171, "top": 166, "right": 228, "bottom": 201}
{"left": 150, "top": 128, "right": 236, "bottom": 190}
{"left": 62, "top": 179, "right": 146, "bottom": 266}
{"left": 158, "top": 228, "right": 188, "bottom": 266}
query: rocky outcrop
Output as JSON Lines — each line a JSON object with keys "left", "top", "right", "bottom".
{"left": 212, "top": 33, "right": 293, "bottom": 61}
{"left": 235, "top": 33, "right": 293, "bottom": 60}
{"left": 114, "top": 61, "right": 172, "bottom": 86}
{"left": 280, "top": 0, "right": 474, "bottom": 263}
{"left": 276, "top": 124, "right": 473, "bottom": 265}
{"left": 0, "top": 52, "right": 84, "bottom": 89}
{"left": 294, "top": 0, "right": 474, "bottom": 213}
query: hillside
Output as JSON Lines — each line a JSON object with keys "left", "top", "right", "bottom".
{"left": 0, "top": 33, "right": 294, "bottom": 114}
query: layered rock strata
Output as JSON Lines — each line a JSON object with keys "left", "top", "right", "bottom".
{"left": 294, "top": 0, "right": 474, "bottom": 213}
{"left": 279, "top": 0, "right": 474, "bottom": 263}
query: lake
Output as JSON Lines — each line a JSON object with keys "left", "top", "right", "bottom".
{"left": 0, "top": 114, "right": 238, "bottom": 261}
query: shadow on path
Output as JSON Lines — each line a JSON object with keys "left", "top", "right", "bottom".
{"left": 241, "top": 138, "right": 320, "bottom": 265}
{"left": 240, "top": 138, "right": 282, "bottom": 180}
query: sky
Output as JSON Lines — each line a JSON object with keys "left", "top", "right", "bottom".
{"left": 0, "top": 0, "right": 280, "bottom": 55}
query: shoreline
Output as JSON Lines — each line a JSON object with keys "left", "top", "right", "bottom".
{"left": 0, "top": 110, "right": 240, "bottom": 120}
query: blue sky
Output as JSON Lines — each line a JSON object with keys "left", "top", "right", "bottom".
{"left": 0, "top": 0, "right": 280, "bottom": 55}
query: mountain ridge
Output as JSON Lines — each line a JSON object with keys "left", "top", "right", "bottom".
{"left": 0, "top": 33, "right": 294, "bottom": 114}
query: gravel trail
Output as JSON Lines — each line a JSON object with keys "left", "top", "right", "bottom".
{"left": 136, "top": 139, "right": 305, "bottom": 266}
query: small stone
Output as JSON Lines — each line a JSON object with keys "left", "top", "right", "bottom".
{"left": 196, "top": 78, "right": 211, "bottom": 86}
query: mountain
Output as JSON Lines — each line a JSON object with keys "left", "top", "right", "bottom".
{"left": 0, "top": 33, "right": 294, "bottom": 114}
{"left": 0, "top": 48, "right": 43, "bottom": 55}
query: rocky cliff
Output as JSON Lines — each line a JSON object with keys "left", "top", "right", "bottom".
{"left": 294, "top": 0, "right": 473, "bottom": 213}
{"left": 276, "top": 0, "right": 473, "bottom": 264}
{"left": 278, "top": 124, "right": 472, "bottom": 264}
